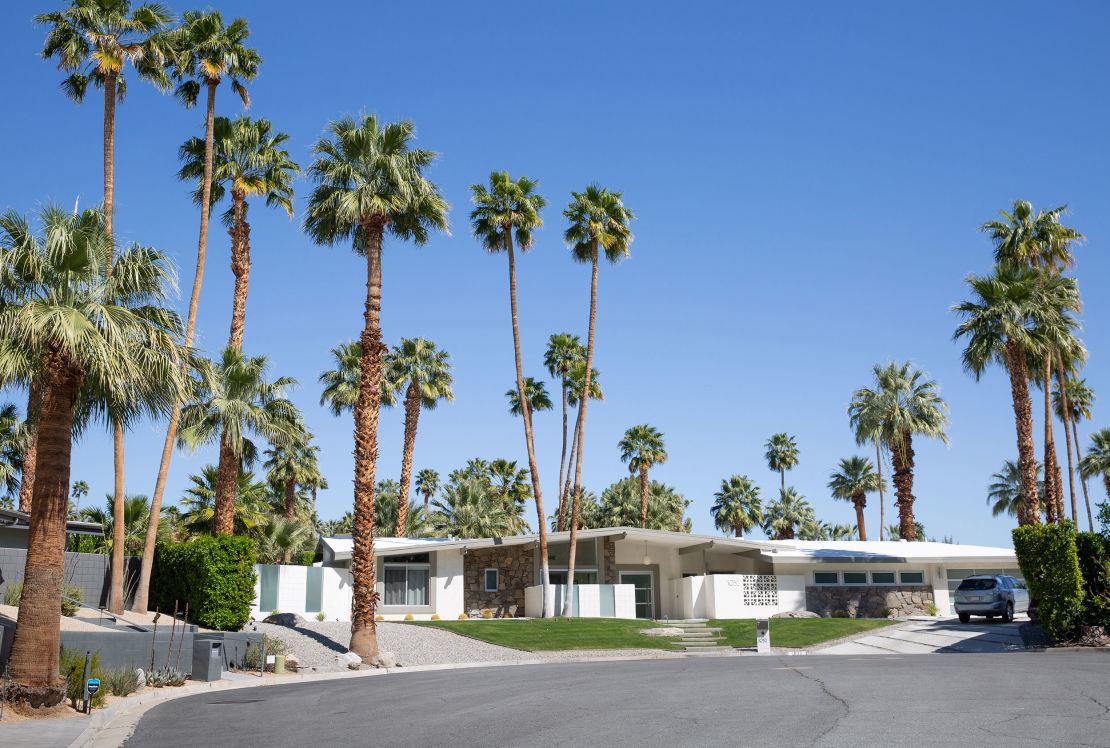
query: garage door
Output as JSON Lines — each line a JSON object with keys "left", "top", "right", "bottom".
{"left": 946, "top": 567, "right": 1024, "bottom": 614}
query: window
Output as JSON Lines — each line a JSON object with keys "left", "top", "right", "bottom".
{"left": 870, "top": 571, "right": 896, "bottom": 585}
{"left": 383, "top": 553, "right": 431, "bottom": 606}
{"left": 484, "top": 568, "right": 499, "bottom": 592}
{"left": 842, "top": 571, "right": 867, "bottom": 585}
{"left": 899, "top": 571, "right": 924, "bottom": 585}
{"left": 814, "top": 571, "right": 839, "bottom": 585}
{"left": 549, "top": 570, "right": 598, "bottom": 585}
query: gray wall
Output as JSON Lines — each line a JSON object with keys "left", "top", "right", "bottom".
{"left": 0, "top": 548, "right": 139, "bottom": 609}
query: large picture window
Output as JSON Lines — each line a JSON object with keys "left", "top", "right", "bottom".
{"left": 383, "top": 553, "right": 431, "bottom": 606}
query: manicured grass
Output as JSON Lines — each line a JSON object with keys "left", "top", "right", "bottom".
{"left": 410, "top": 618, "right": 680, "bottom": 651}
{"left": 709, "top": 618, "right": 896, "bottom": 648}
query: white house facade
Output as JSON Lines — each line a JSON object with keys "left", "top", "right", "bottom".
{"left": 250, "top": 527, "right": 1021, "bottom": 622}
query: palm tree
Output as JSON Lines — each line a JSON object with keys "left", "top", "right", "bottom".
{"left": 598, "top": 477, "right": 690, "bottom": 532}
{"left": 382, "top": 338, "right": 453, "bottom": 537}
{"left": 264, "top": 432, "right": 319, "bottom": 519}
{"left": 415, "top": 468, "right": 439, "bottom": 511}
{"left": 255, "top": 515, "right": 314, "bottom": 564}
{"left": 764, "top": 433, "right": 799, "bottom": 492}
{"left": 848, "top": 362, "right": 948, "bottom": 540}
{"left": 0, "top": 404, "right": 26, "bottom": 502}
{"left": 828, "top": 456, "right": 882, "bottom": 541}
{"left": 562, "top": 185, "right": 633, "bottom": 614}
{"left": 1080, "top": 429, "right": 1110, "bottom": 503}
{"left": 179, "top": 466, "right": 270, "bottom": 536}
{"left": 178, "top": 116, "right": 298, "bottom": 351}
{"left": 506, "top": 377, "right": 552, "bottom": 417}
{"left": 1050, "top": 338, "right": 1087, "bottom": 525}
{"left": 763, "top": 487, "right": 816, "bottom": 540}
{"left": 69, "top": 479, "right": 89, "bottom": 514}
{"left": 558, "top": 362, "right": 603, "bottom": 529}
{"left": 710, "top": 475, "right": 763, "bottom": 537}
{"left": 136, "top": 10, "right": 260, "bottom": 615}
{"left": 431, "top": 478, "right": 526, "bottom": 538}
{"left": 618, "top": 425, "right": 668, "bottom": 529}
{"left": 319, "top": 341, "right": 362, "bottom": 417}
{"left": 988, "top": 460, "right": 1045, "bottom": 519}
{"left": 489, "top": 459, "right": 532, "bottom": 518}
{"left": 1057, "top": 378, "right": 1096, "bottom": 529}
{"left": 469, "top": 170, "right": 552, "bottom": 614}
{"left": 79, "top": 495, "right": 150, "bottom": 556}
{"left": 0, "top": 206, "right": 184, "bottom": 708}
{"left": 374, "top": 480, "right": 433, "bottom": 538}
{"left": 953, "top": 266, "right": 1077, "bottom": 525}
{"left": 177, "top": 349, "right": 301, "bottom": 535}
{"left": 544, "top": 333, "right": 585, "bottom": 521}
{"left": 305, "top": 115, "right": 447, "bottom": 660}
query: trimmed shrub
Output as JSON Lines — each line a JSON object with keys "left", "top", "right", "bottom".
{"left": 457, "top": 613, "right": 468, "bottom": 620}
{"left": 430, "top": 613, "right": 440, "bottom": 621}
{"left": 403, "top": 613, "right": 414, "bottom": 621}
{"left": 1013, "top": 524, "right": 1084, "bottom": 640}
{"left": 1075, "top": 532, "right": 1110, "bottom": 628}
{"left": 4, "top": 580, "right": 83, "bottom": 616}
{"left": 151, "top": 536, "right": 257, "bottom": 631}
{"left": 60, "top": 647, "right": 105, "bottom": 708}
{"left": 103, "top": 666, "right": 141, "bottom": 697}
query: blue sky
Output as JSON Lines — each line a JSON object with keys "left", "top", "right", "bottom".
{"left": 2, "top": 1, "right": 1107, "bottom": 547}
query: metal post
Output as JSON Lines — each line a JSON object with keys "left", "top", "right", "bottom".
{"left": 258, "top": 640, "right": 266, "bottom": 678}
{"left": 81, "top": 651, "right": 92, "bottom": 714}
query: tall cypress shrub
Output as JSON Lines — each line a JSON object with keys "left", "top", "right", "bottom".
{"left": 1012, "top": 524, "right": 1084, "bottom": 640}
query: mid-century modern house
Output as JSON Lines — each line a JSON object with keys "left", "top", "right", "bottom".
{"left": 251, "top": 527, "right": 1021, "bottom": 622}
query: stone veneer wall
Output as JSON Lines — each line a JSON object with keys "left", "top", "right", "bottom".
{"left": 463, "top": 545, "right": 535, "bottom": 618}
{"left": 806, "top": 585, "right": 935, "bottom": 618}
{"left": 602, "top": 536, "right": 617, "bottom": 584}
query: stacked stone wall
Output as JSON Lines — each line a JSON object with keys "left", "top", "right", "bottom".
{"left": 806, "top": 585, "right": 935, "bottom": 618}
{"left": 463, "top": 545, "right": 534, "bottom": 618}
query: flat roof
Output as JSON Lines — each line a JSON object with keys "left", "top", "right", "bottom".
{"left": 0, "top": 507, "right": 104, "bottom": 536}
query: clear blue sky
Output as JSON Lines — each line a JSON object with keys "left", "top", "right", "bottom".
{"left": 3, "top": 1, "right": 1107, "bottom": 547}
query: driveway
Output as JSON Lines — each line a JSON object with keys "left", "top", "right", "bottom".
{"left": 124, "top": 653, "right": 1109, "bottom": 747}
{"left": 818, "top": 616, "right": 1027, "bottom": 655}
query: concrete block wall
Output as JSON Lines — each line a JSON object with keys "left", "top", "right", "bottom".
{"left": 0, "top": 549, "right": 139, "bottom": 609}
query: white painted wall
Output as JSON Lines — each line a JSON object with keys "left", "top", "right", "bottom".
{"left": 524, "top": 584, "right": 636, "bottom": 618}
{"left": 703, "top": 574, "right": 807, "bottom": 618}
{"left": 678, "top": 575, "right": 707, "bottom": 619}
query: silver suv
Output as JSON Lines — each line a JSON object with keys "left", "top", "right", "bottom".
{"left": 953, "top": 575, "right": 1029, "bottom": 623}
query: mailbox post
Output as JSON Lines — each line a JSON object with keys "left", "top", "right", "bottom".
{"left": 192, "top": 637, "right": 224, "bottom": 682}
{"left": 756, "top": 618, "right": 771, "bottom": 654}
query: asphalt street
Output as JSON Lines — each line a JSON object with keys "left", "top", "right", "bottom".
{"left": 124, "top": 652, "right": 1110, "bottom": 747}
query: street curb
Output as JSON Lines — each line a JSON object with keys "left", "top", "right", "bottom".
{"left": 1026, "top": 646, "right": 1110, "bottom": 655}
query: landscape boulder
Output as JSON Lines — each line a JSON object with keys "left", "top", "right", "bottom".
{"left": 371, "top": 651, "right": 399, "bottom": 668}
{"left": 284, "top": 653, "right": 300, "bottom": 672}
{"left": 263, "top": 612, "right": 307, "bottom": 627}
{"left": 772, "top": 610, "right": 820, "bottom": 619}
{"left": 338, "top": 651, "right": 362, "bottom": 670}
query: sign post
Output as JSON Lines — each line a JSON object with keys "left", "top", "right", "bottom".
{"left": 756, "top": 618, "right": 771, "bottom": 654}
{"left": 84, "top": 676, "right": 100, "bottom": 714}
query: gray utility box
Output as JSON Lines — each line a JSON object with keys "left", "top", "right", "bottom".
{"left": 192, "top": 637, "right": 224, "bottom": 682}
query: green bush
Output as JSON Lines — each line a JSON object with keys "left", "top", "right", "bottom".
{"left": 1075, "top": 532, "right": 1110, "bottom": 628}
{"left": 297, "top": 550, "right": 316, "bottom": 566}
{"left": 151, "top": 535, "right": 257, "bottom": 631}
{"left": 244, "top": 633, "right": 288, "bottom": 669}
{"left": 103, "top": 666, "right": 141, "bottom": 697}
{"left": 60, "top": 647, "right": 105, "bottom": 708}
{"left": 1013, "top": 524, "right": 1084, "bottom": 640}
{"left": 4, "top": 580, "right": 83, "bottom": 616}
{"left": 3, "top": 580, "right": 19, "bottom": 606}
{"left": 315, "top": 612, "right": 326, "bottom": 622}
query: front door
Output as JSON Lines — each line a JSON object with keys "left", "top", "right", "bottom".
{"left": 620, "top": 572, "right": 654, "bottom": 620}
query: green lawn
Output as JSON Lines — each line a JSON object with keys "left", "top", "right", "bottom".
{"left": 709, "top": 618, "right": 895, "bottom": 648}
{"left": 409, "top": 617, "right": 895, "bottom": 652}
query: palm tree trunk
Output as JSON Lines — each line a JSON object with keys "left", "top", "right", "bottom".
{"left": 853, "top": 492, "right": 868, "bottom": 541}
{"left": 780, "top": 468, "right": 785, "bottom": 494}
{"left": 284, "top": 479, "right": 295, "bottom": 519}
{"left": 734, "top": 521, "right": 742, "bottom": 538}
{"left": 1042, "top": 358, "right": 1061, "bottom": 523}
{"left": 133, "top": 80, "right": 219, "bottom": 614}
{"left": 556, "top": 374, "right": 568, "bottom": 528}
{"left": 103, "top": 71, "right": 117, "bottom": 262}
{"left": 875, "top": 443, "right": 885, "bottom": 541}
{"left": 395, "top": 378, "right": 421, "bottom": 538}
{"left": 564, "top": 243, "right": 599, "bottom": 617}
{"left": 1055, "top": 362, "right": 1078, "bottom": 524}
{"left": 18, "top": 384, "right": 42, "bottom": 513}
{"left": 312, "top": 486, "right": 318, "bottom": 515}
{"left": 227, "top": 192, "right": 250, "bottom": 352}
{"left": 1104, "top": 474, "right": 1110, "bottom": 503}
{"left": 108, "top": 422, "right": 126, "bottom": 614}
{"left": 559, "top": 408, "right": 580, "bottom": 532}
{"left": 7, "top": 352, "right": 83, "bottom": 708}
{"left": 213, "top": 432, "right": 238, "bottom": 535}
{"left": 1006, "top": 341, "right": 1040, "bottom": 524}
{"left": 891, "top": 433, "right": 916, "bottom": 541}
{"left": 349, "top": 218, "right": 386, "bottom": 661}
{"left": 639, "top": 464, "right": 649, "bottom": 529}
{"left": 1073, "top": 419, "right": 1094, "bottom": 531}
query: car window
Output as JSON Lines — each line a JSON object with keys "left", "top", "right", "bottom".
{"left": 957, "top": 578, "right": 996, "bottom": 591}
{"left": 1000, "top": 577, "right": 1012, "bottom": 589}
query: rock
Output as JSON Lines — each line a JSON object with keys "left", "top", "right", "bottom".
{"left": 641, "top": 627, "right": 685, "bottom": 636}
{"left": 773, "top": 611, "right": 819, "bottom": 619}
{"left": 284, "top": 653, "right": 300, "bottom": 672}
{"left": 263, "top": 612, "right": 307, "bottom": 627}
{"left": 337, "top": 651, "right": 362, "bottom": 670}
{"left": 135, "top": 668, "right": 146, "bottom": 687}
{"left": 371, "top": 651, "right": 399, "bottom": 668}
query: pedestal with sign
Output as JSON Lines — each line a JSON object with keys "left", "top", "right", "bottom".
{"left": 756, "top": 618, "right": 771, "bottom": 654}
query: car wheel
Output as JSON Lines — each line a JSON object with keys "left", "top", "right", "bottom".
{"left": 1002, "top": 602, "right": 1014, "bottom": 623}
{"left": 958, "top": 612, "right": 970, "bottom": 623}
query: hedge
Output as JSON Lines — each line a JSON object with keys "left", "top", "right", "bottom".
{"left": 1012, "top": 524, "right": 1084, "bottom": 640}
{"left": 151, "top": 535, "right": 257, "bottom": 631}
{"left": 1075, "top": 532, "right": 1110, "bottom": 629}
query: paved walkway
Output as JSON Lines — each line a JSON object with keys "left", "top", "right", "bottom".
{"left": 818, "top": 616, "right": 1027, "bottom": 654}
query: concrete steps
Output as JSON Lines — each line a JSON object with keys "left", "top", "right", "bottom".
{"left": 665, "top": 620, "right": 733, "bottom": 653}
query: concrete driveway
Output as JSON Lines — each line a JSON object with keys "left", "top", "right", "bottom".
{"left": 818, "top": 616, "right": 1027, "bottom": 655}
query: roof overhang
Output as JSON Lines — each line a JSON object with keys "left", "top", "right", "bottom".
{"left": 0, "top": 507, "right": 104, "bottom": 537}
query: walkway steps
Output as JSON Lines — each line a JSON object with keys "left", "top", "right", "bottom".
{"left": 665, "top": 620, "right": 734, "bottom": 653}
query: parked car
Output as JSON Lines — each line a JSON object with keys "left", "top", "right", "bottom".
{"left": 953, "top": 574, "right": 1029, "bottom": 623}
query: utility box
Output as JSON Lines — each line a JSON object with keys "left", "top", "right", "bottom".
{"left": 192, "top": 638, "right": 224, "bottom": 682}
{"left": 756, "top": 618, "right": 771, "bottom": 654}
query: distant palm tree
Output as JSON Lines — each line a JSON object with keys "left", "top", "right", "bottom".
{"left": 415, "top": 468, "right": 440, "bottom": 511}
{"left": 79, "top": 495, "right": 150, "bottom": 556}
{"left": 489, "top": 459, "right": 532, "bottom": 518}
{"left": 988, "top": 460, "right": 1045, "bottom": 519}
{"left": 1049, "top": 337, "right": 1087, "bottom": 525}
{"left": 764, "top": 433, "right": 800, "bottom": 492}
{"left": 886, "top": 522, "right": 927, "bottom": 543}
{"left": 69, "top": 480, "right": 89, "bottom": 514}
{"left": 305, "top": 114, "right": 448, "bottom": 660}
{"left": 506, "top": 377, "right": 552, "bottom": 416}
{"left": 374, "top": 480, "right": 433, "bottom": 538}
{"left": 1056, "top": 378, "right": 1096, "bottom": 529}
{"left": 0, "top": 404, "right": 26, "bottom": 502}
{"left": 544, "top": 333, "right": 585, "bottom": 522}
{"left": 763, "top": 487, "right": 816, "bottom": 540}
{"left": 828, "top": 456, "right": 882, "bottom": 541}
{"left": 711, "top": 475, "right": 762, "bottom": 537}
{"left": 384, "top": 338, "right": 453, "bottom": 536}
{"left": 599, "top": 477, "right": 690, "bottom": 532}
{"left": 264, "top": 432, "right": 319, "bottom": 519}
{"left": 559, "top": 363, "right": 603, "bottom": 529}
{"left": 319, "top": 341, "right": 362, "bottom": 417}
{"left": 179, "top": 466, "right": 270, "bottom": 536}
{"left": 431, "top": 478, "right": 525, "bottom": 538}
{"left": 619, "top": 425, "right": 668, "bottom": 529}
{"left": 1080, "top": 429, "right": 1110, "bottom": 503}
{"left": 255, "top": 515, "right": 315, "bottom": 564}
{"left": 849, "top": 362, "right": 948, "bottom": 540}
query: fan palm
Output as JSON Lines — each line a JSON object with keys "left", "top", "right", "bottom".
{"left": 764, "top": 433, "right": 800, "bottom": 492}
{"left": 988, "top": 460, "right": 1045, "bottom": 519}
{"left": 305, "top": 114, "right": 447, "bottom": 659}
{"left": 179, "top": 466, "right": 270, "bottom": 536}
{"left": 79, "top": 494, "right": 150, "bottom": 555}
{"left": 374, "top": 480, "right": 434, "bottom": 538}
{"left": 414, "top": 468, "right": 439, "bottom": 511}
{"left": 506, "top": 377, "right": 552, "bottom": 416}
{"left": 70, "top": 480, "right": 89, "bottom": 514}
{"left": 1056, "top": 378, "right": 1096, "bottom": 529}
{"left": 1080, "top": 430, "right": 1110, "bottom": 503}
{"left": 469, "top": 170, "right": 552, "bottom": 612}
{"left": 319, "top": 341, "right": 362, "bottom": 418}
{"left": 544, "top": 333, "right": 585, "bottom": 524}
{"left": 431, "top": 478, "right": 526, "bottom": 539}
{"left": 562, "top": 185, "right": 633, "bottom": 612}
{"left": 489, "top": 459, "right": 532, "bottom": 517}
{"left": 763, "top": 488, "right": 816, "bottom": 540}
{"left": 0, "top": 404, "right": 26, "bottom": 502}
{"left": 0, "top": 206, "right": 184, "bottom": 707}
{"left": 711, "top": 475, "right": 763, "bottom": 538}
{"left": 598, "top": 477, "right": 690, "bottom": 532}
{"left": 618, "top": 425, "right": 668, "bottom": 529}
{"left": 1047, "top": 336, "right": 1088, "bottom": 526}
{"left": 264, "top": 431, "right": 319, "bottom": 519}
{"left": 382, "top": 338, "right": 453, "bottom": 537}
{"left": 828, "top": 456, "right": 882, "bottom": 541}
{"left": 558, "top": 362, "right": 603, "bottom": 528}
{"left": 178, "top": 116, "right": 298, "bottom": 351}
{"left": 177, "top": 349, "right": 301, "bottom": 535}
{"left": 255, "top": 515, "right": 315, "bottom": 565}
{"left": 953, "top": 265, "right": 1077, "bottom": 525}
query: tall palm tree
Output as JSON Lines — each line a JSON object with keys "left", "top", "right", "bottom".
{"left": 763, "top": 487, "right": 816, "bottom": 540}
{"left": 415, "top": 468, "right": 439, "bottom": 511}
{"left": 558, "top": 362, "right": 603, "bottom": 529}
{"left": 506, "top": 377, "right": 552, "bottom": 416}
{"left": 988, "top": 460, "right": 1045, "bottom": 519}
{"left": 1080, "top": 429, "right": 1110, "bottom": 503}
{"left": 264, "top": 432, "right": 319, "bottom": 519}
{"left": 319, "top": 341, "right": 362, "bottom": 417}
{"left": 848, "top": 362, "right": 948, "bottom": 540}
{"left": 827, "top": 456, "right": 882, "bottom": 541}
{"left": 488, "top": 458, "right": 532, "bottom": 517}
{"left": 70, "top": 479, "right": 89, "bottom": 514}
{"left": 1050, "top": 338, "right": 1087, "bottom": 525}
{"left": 618, "top": 425, "right": 668, "bottom": 528}
{"left": 178, "top": 116, "right": 298, "bottom": 350}
{"left": 179, "top": 466, "right": 270, "bottom": 536}
{"left": 1057, "top": 378, "right": 1096, "bottom": 529}
{"left": 710, "top": 475, "right": 762, "bottom": 537}
{"left": 764, "top": 433, "right": 800, "bottom": 492}
{"left": 305, "top": 115, "right": 447, "bottom": 660}
{"left": 953, "top": 266, "right": 1077, "bottom": 525}
{"left": 469, "top": 170, "right": 551, "bottom": 613}
{"left": 544, "top": 333, "right": 585, "bottom": 521}
{"left": 0, "top": 206, "right": 184, "bottom": 708}
{"left": 136, "top": 10, "right": 260, "bottom": 615}
{"left": 0, "top": 404, "right": 26, "bottom": 502}
{"left": 177, "top": 349, "right": 301, "bottom": 535}
{"left": 561, "top": 185, "right": 633, "bottom": 614}
{"left": 383, "top": 338, "right": 453, "bottom": 537}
